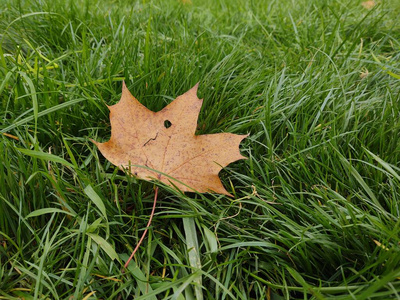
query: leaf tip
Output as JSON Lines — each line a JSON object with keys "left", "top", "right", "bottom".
{"left": 190, "top": 82, "right": 200, "bottom": 94}
{"left": 121, "top": 81, "right": 129, "bottom": 97}
{"left": 89, "top": 138, "right": 99, "bottom": 146}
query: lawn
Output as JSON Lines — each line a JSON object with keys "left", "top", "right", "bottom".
{"left": 1, "top": 0, "right": 400, "bottom": 299}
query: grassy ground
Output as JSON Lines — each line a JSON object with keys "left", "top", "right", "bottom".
{"left": 1, "top": 0, "right": 400, "bottom": 299}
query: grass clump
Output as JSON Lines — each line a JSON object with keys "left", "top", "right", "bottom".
{"left": 1, "top": 0, "right": 400, "bottom": 299}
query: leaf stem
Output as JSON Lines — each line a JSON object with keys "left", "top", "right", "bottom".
{"left": 123, "top": 186, "right": 158, "bottom": 271}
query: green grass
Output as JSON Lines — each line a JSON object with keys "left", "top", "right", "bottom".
{"left": 1, "top": 0, "right": 400, "bottom": 299}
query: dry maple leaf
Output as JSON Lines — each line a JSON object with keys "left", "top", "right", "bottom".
{"left": 92, "top": 82, "right": 247, "bottom": 196}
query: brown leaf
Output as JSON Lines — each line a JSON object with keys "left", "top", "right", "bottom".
{"left": 92, "top": 83, "right": 247, "bottom": 196}
{"left": 361, "top": 1, "right": 376, "bottom": 9}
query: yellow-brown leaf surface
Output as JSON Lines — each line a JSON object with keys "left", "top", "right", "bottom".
{"left": 93, "top": 83, "right": 247, "bottom": 195}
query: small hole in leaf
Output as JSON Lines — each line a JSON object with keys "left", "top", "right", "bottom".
{"left": 164, "top": 120, "right": 172, "bottom": 128}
